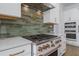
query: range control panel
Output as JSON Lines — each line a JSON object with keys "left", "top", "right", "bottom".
{"left": 37, "top": 39, "right": 61, "bottom": 56}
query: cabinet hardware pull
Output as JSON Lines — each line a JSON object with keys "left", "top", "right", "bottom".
{"left": 9, "top": 50, "right": 25, "bottom": 56}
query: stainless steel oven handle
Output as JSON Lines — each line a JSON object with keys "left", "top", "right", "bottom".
{"left": 9, "top": 50, "right": 25, "bottom": 56}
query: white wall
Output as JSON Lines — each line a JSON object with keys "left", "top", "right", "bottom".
{"left": 53, "top": 4, "right": 65, "bottom": 36}
{"left": 0, "top": 3, "right": 21, "bottom": 17}
{"left": 64, "top": 8, "right": 79, "bottom": 22}
{"left": 59, "top": 4, "right": 65, "bottom": 36}
{"left": 63, "top": 3, "right": 79, "bottom": 11}
{"left": 63, "top": 3, "right": 79, "bottom": 46}
{"left": 63, "top": 4, "right": 79, "bottom": 21}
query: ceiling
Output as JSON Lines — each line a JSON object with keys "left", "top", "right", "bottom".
{"left": 62, "top": 3, "right": 79, "bottom": 7}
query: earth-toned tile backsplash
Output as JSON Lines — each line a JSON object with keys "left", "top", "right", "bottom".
{"left": 0, "top": 8, "right": 53, "bottom": 38}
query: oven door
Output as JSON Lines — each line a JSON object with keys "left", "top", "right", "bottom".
{"left": 66, "top": 34, "right": 76, "bottom": 40}
{"left": 48, "top": 50, "right": 58, "bottom": 56}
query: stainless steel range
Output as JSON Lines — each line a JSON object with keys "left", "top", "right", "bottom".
{"left": 22, "top": 34, "right": 61, "bottom": 56}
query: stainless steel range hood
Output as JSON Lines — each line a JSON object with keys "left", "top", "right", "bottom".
{"left": 21, "top": 3, "right": 54, "bottom": 12}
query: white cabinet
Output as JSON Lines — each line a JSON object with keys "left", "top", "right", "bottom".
{"left": 0, "top": 44, "right": 31, "bottom": 56}
{"left": 0, "top": 37, "right": 32, "bottom": 56}
{"left": 0, "top": 3, "right": 21, "bottom": 17}
{"left": 43, "top": 3, "right": 60, "bottom": 24}
{"left": 50, "top": 9, "right": 57, "bottom": 23}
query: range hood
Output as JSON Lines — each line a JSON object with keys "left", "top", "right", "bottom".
{"left": 21, "top": 3, "right": 54, "bottom": 12}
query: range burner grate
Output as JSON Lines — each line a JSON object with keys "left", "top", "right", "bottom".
{"left": 22, "top": 34, "right": 58, "bottom": 43}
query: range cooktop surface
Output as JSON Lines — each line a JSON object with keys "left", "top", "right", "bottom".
{"left": 22, "top": 34, "right": 58, "bottom": 44}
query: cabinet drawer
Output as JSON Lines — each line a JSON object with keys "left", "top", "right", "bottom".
{"left": 0, "top": 44, "right": 31, "bottom": 56}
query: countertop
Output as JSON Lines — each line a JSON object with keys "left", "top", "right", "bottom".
{"left": 0, "top": 37, "right": 32, "bottom": 51}
{"left": 45, "top": 32, "right": 64, "bottom": 37}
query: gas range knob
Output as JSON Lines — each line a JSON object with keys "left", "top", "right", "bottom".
{"left": 43, "top": 45, "right": 47, "bottom": 49}
{"left": 38, "top": 47, "right": 42, "bottom": 52}
{"left": 58, "top": 44, "right": 61, "bottom": 47}
{"left": 46, "top": 44, "right": 50, "bottom": 48}
{"left": 55, "top": 40, "right": 61, "bottom": 44}
{"left": 51, "top": 44, "right": 55, "bottom": 47}
{"left": 45, "top": 45, "right": 47, "bottom": 49}
{"left": 51, "top": 41, "right": 53, "bottom": 43}
{"left": 42, "top": 44, "right": 50, "bottom": 50}
{"left": 60, "top": 40, "right": 62, "bottom": 42}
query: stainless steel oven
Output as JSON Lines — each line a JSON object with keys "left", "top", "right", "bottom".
{"left": 64, "top": 22, "right": 76, "bottom": 40}
{"left": 22, "top": 34, "right": 61, "bottom": 56}
{"left": 48, "top": 50, "right": 58, "bottom": 56}
{"left": 66, "top": 34, "right": 76, "bottom": 39}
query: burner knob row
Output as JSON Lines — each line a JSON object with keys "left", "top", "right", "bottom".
{"left": 51, "top": 44, "right": 55, "bottom": 47}
{"left": 43, "top": 44, "right": 50, "bottom": 49}
{"left": 38, "top": 44, "right": 50, "bottom": 52}
{"left": 55, "top": 40, "right": 61, "bottom": 44}
{"left": 38, "top": 47, "right": 43, "bottom": 52}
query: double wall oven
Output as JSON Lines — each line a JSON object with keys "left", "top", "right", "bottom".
{"left": 64, "top": 22, "right": 76, "bottom": 40}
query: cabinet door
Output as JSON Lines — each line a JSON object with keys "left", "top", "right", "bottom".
{"left": 43, "top": 9, "right": 57, "bottom": 23}
{"left": 50, "top": 6, "right": 59, "bottom": 23}
{"left": 0, "top": 44, "right": 31, "bottom": 56}
{"left": 0, "top": 3, "right": 21, "bottom": 17}
{"left": 43, "top": 4, "right": 60, "bottom": 23}
{"left": 50, "top": 9, "right": 57, "bottom": 23}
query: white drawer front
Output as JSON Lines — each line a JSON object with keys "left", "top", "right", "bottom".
{"left": 0, "top": 44, "right": 31, "bottom": 56}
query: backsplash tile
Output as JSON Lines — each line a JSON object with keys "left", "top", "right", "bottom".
{"left": 0, "top": 8, "right": 53, "bottom": 38}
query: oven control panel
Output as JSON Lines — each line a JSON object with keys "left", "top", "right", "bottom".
{"left": 37, "top": 39, "right": 61, "bottom": 56}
